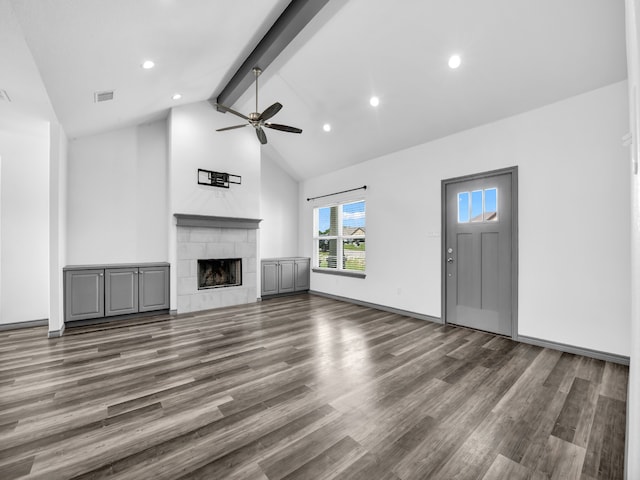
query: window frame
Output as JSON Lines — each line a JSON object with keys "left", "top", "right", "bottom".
{"left": 457, "top": 187, "right": 499, "bottom": 224}
{"left": 313, "top": 199, "right": 366, "bottom": 278}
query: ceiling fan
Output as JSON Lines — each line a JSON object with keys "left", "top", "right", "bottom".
{"left": 211, "top": 67, "right": 302, "bottom": 145}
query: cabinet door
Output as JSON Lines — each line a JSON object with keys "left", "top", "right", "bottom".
{"left": 65, "top": 269, "right": 105, "bottom": 322}
{"left": 139, "top": 266, "right": 170, "bottom": 312}
{"left": 105, "top": 268, "right": 139, "bottom": 317}
{"left": 261, "top": 261, "right": 279, "bottom": 296}
{"left": 294, "top": 258, "right": 310, "bottom": 291}
{"left": 279, "top": 260, "right": 295, "bottom": 293}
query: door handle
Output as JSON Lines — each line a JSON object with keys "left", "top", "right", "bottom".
{"left": 447, "top": 257, "right": 454, "bottom": 263}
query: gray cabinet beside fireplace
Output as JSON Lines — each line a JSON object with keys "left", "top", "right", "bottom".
{"left": 138, "top": 266, "right": 170, "bottom": 311}
{"left": 64, "top": 263, "right": 169, "bottom": 323}
{"left": 261, "top": 257, "right": 310, "bottom": 297}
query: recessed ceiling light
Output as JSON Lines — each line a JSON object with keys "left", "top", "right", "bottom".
{"left": 142, "top": 60, "right": 155, "bottom": 69}
{"left": 369, "top": 96, "right": 380, "bottom": 107}
{"left": 323, "top": 123, "right": 331, "bottom": 132}
{"left": 448, "top": 55, "right": 461, "bottom": 69}
{"left": 172, "top": 93, "right": 182, "bottom": 100}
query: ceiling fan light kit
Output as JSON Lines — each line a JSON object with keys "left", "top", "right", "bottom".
{"left": 212, "top": 67, "right": 302, "bottom": 145}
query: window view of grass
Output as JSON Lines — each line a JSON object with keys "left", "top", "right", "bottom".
{"left": 343, "top": 240, "right": 365, "bottom": 271}
{"left": 316, "top": 240, "right": 365, "bottom": 271}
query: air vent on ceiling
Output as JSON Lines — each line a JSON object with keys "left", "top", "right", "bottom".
{"left": 0, "top": 89, "right": 11, "bottom": 102}
{"left": 94, "top": 90, "right": 114, "bottom": 103}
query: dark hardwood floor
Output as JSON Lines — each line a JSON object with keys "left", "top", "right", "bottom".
{"left": 0, "top": 294, "right": 628, "bottom": 479}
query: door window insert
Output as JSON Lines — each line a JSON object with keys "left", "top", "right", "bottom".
{"left": 457, "top": 188, "right": 498, "bottom": 223}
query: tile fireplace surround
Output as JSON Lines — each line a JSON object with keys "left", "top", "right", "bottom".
{"left": 175, "top": 214, "right": 261, "bottom": 314}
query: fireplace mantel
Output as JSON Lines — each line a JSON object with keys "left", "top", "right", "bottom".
{"left": 174, "top": 214, "right": 261, "bottom": 230}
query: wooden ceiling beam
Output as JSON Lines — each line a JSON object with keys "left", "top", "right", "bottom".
{"left": 213, "top": 0, "right": 329, "bottom": 109}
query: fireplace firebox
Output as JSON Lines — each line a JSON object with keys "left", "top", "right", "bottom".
{"left": 198, "top": 258, "right": 242, "bottom": 289}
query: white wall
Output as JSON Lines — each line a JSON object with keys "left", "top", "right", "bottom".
{"left": 136, "top": 121, "right": 169, "bottom": 261}
{"left": 625, "top": 0, "right": 640, "bottom": 477}
{"left": 300, "top": 81, "right": 630, "bottom": 357}
{"left": 0, "top": 118, "right": 50, "bottom": 325}
{"left": 48, "top": 122, "right": 68, "bottom": 333}
{"left": 67, "top": 120, "right": 168, "bottom": 265}
{"left": 260, "top": 149, "right": 299, "bottom": 258}
{"left": 169, "top": 102, "right": 261, "bottom": 219}
{"left": 0, "top": 0, "right": 63, "bottom": 327}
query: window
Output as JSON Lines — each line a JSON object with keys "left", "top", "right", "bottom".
{"left": 314, "top": 200, "right": 365, "bottom": 272}
{"left": 458, "top": 188, "right": 498, "bottom": 223}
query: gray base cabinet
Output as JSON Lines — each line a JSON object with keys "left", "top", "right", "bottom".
{"left": 261, "top": 262, "right": 280, "bottom": 296}
{"left": 261, "top": 258, "right": 310, "bottom": 297}
{"left": 139, "top": 266, "right": 170, "bottom": 311}
{"left": 105, "top": 268, "right": 139, "bottom": 317}
{"left": 294, "top": 258, "right": 310, "bottom": 291}
{"left": 65, "top": 269, "right": 105, "bottom": 321}
{"left": 64, "top": 263, "right": 169, "bottom": 323}
{"left": 279, "top": 260, "right": 296, "bottom": 293}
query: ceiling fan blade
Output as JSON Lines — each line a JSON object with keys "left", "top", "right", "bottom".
{"left": 216, "top": 124, "right": 248, "bottom": 132}
{"left": 255, "top": 126, "right": 268, "bottom": 144}
{"left": 259, "top": 102, "right": 282, "bottom": 121}
{"left": 264, "top": 123, "right": 303, "bottom": 134}
{"left": 214, "top": 103, "right": 249, "bottom": 120}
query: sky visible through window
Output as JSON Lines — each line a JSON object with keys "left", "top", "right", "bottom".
{"left": 318, "top": 201, "right": 365, "bottom": 233}
{"left": 458, "top": 188, "right": 497, "bottom": 223}
{"left": 485, "top": 189, "right": 497, "bottom": 214}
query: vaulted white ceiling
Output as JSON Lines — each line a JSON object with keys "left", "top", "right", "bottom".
{"left": 8, "top": 0, "right": 628, "bottom": 180}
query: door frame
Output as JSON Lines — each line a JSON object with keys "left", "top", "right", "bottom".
{"left": 441, "top": 166, "right": 519, "bottom": 339}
